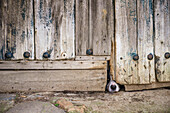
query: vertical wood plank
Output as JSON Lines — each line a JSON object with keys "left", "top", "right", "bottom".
{"left": 0, "top": 0, "right": 4, "bottom": 59}
{"left": 115, "top": 0, "right": 138, "bottom": 84}
{"left": 155, "top": 0, "right": 170, "bottom": 82}
{"left": 76, "top": 0, "right": 89, "bottom": 56}
{"left": 35, "top": 0, "right": 75, "bottom": 60}
{"left": 89, "top": 0, "right": 113, "bottom": 55}
{"left": 0, "top": 0, "right": 34, "bottom": 60}
{"left": 76, "top": 0, "right": 113, "bottom": 56}
{"left": 137, "top": 0, "right": 155, "bottom": 84}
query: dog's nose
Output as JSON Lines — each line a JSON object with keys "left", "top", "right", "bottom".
{"left": 111, "top": 85, "right": 116, "bottom": 90}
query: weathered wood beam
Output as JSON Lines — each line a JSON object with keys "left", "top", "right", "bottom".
{"left": 125, "top": 82, "right": 170, "bottom": 91}
{"left": 0, "top": 70, "right": 107, "bottom": 92}
{"left": 75, "top": 56, "right": 110, "bottom": 61}
{"left": 0, "top": 61, "right": 107, "bottom": 70}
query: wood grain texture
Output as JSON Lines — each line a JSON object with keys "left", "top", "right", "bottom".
{"left": 75, "top": 56, "right": 110, "bottom": 61}
{"left": 76, "top": 0, "right": 113, "bottom": 56}
{"left": 137, "top": 0, "right": 155, "bottom": 83}
{"left": 115, "top": 0, "right": 138, "bottom": 84}
{"left": 0, "top": 61, "right": 107, "bottom": 70}
{"left": 0, "top": 70, "right": 107, "bottom": 92}
{"left": 76, "top": 0, "right": 89, "bottom": 56}
{"left": 125, "top": 82, "right": 170, "bottom": 91}
{"left": 155, "top": 0, "right": 170, "bottom": 82}
{"left": 35, "top": 0, "right": 75, "bottom": 60}
{"left": 0, "top": 0, "right": 34, "bottom": 60}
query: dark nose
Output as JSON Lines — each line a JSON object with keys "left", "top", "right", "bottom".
{"left": 111, "top": 85, "right": 116, "bottom": 90}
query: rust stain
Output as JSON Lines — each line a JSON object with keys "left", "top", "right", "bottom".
{"left": 102, "top": 9, "right": 107, "bottom": 19}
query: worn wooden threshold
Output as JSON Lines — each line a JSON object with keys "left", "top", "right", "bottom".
{"left": 75, "top": 56, "right": 110, "bottom": 61}
{"left": 0, "top": 61, "right": 107, "bottom": 70}
{"left": 125, "top": 82, "right": 170, "bottom": 91}
{"left": 0, "top": 61, "right": 107, "bottom": 92}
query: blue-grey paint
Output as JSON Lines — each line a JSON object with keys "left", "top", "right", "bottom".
{"left": 39, "top": 0, "right": 43, "bottom": 19}
{"left": 12, "top": 28, "right": 16, "bottom": 36}
{"left": 21, "top": 31, "right": 25, "bottom": 42}
{"left": 20, "top": 0, "right": 25, "bottom": 8}
{"left": 0, "top": 46, "right": 4, "bottom": 59}
{"left": 21, "top": 8, "right": 26, "bottom": 20}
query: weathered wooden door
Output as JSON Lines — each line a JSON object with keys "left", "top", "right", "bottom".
{"left": 0, "top": 0, "right": 34, "bottom": 60}
{"left": 76, "top": 0, "right": 113, "bottom": 56}
{"left": 155, "top": 0, "right": 170, "bottom": 82}
{"left": 0, "top": 0, "right": 75, "bottom": 60}
{"left": 115, "top": 0, "right": 169, "bottom": 84}
{"left": 34, "top": 0, "right": 75, "bottom": 60}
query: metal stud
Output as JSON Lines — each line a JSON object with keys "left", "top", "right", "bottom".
{"left": 86, "top": 49, "right": 93, "bottom": 55}
{"left": 43, "top": 52, "right": 50, "bottom": 58}
{"left": 5, "top": 52, "right": 13, "bottom": 59}
{"left": 147, "top": 53, "right": 153, "bottom": 60}
{"left": 23, "top": 52, "right": 30, "bottom": 58}
{"left": 133, "top": 54, "right": 139, "bottom": 61}
{"left": 164, "top": 52, "right": 170, "bottom": 59}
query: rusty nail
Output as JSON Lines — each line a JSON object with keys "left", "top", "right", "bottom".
{"left": 5, "top": 52, "right": 13, "bottom": 59}
{"left": 23, "top": 51, "right": 30, "bottom": 58}
{"left": 147, "top": 53, "right": 153, "bottom": 60}
{"left": 86, "top": 49, "right": 93, "bottom": 55}
{"left": 164, "top": 52, "right": 170, "bottom": 59}
{"left": 43, "top": 52, "right": 50, "bottom": 58}
{"left": 133, "top": 54, "right": 139, "bottom": 61}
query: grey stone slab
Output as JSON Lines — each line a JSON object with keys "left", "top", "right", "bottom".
{"left": 6, "top": 101, "right": 65, "bottom": 113}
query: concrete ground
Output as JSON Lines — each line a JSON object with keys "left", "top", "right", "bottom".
{"left": 0, "top": 88, "right": 170, "bottom": 113}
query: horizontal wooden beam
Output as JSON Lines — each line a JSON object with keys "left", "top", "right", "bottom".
{"left": 0, "top": 61, "right": 107, "bottom": 70}
{"left": 75, "top": 56, "right": 110, "bottom": 61}
{"left": 125, "top": 82, "right": 170, "bottom": 91}
{"left": 0, "top": 70, "right": 107, "bottom": 92}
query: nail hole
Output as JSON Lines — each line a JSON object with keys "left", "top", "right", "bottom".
{"left": 120, "top": 57, "right": 123, "bottom": 60}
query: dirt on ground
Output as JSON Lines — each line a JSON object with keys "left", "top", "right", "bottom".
{"left": 0, "top": 88, "right": 170, "bottom": 113}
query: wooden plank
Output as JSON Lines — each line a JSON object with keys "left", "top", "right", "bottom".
{"left": 76, "top": 0, "right": 113, "bottom": 56}
{"left": 0, "top": 70, "right": 107, "bottom": 92}
{"left": 76, "top": 0, "right": 89, "bottom": 56}
{"left": 0, "top": 0, "right": 34, "bottom": 60}
{"left": 115, "top": 0, "right": 138, "bottom": 84}
{"left": 137, "top": 0, "right": 155, "bottom": 83}
{"left": 89, "top": 0, "right": 113, "bottom": 55}
{"left": 75, "top": 56, "right": 110, "bottom": 61}
{"left": 155, "top": 0, "right": 170, "bottom": 82}
{"left": 35, "top": 0, "right": 75, "bottom": 60}
{"left": 0, "top": 0, "right": 3, "bottom": 59}
{"left": 125, "top": 82, "right": 170, "bottom": 91}
{"left": 0, "top": 61, "right": 107, "bottom": 70}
